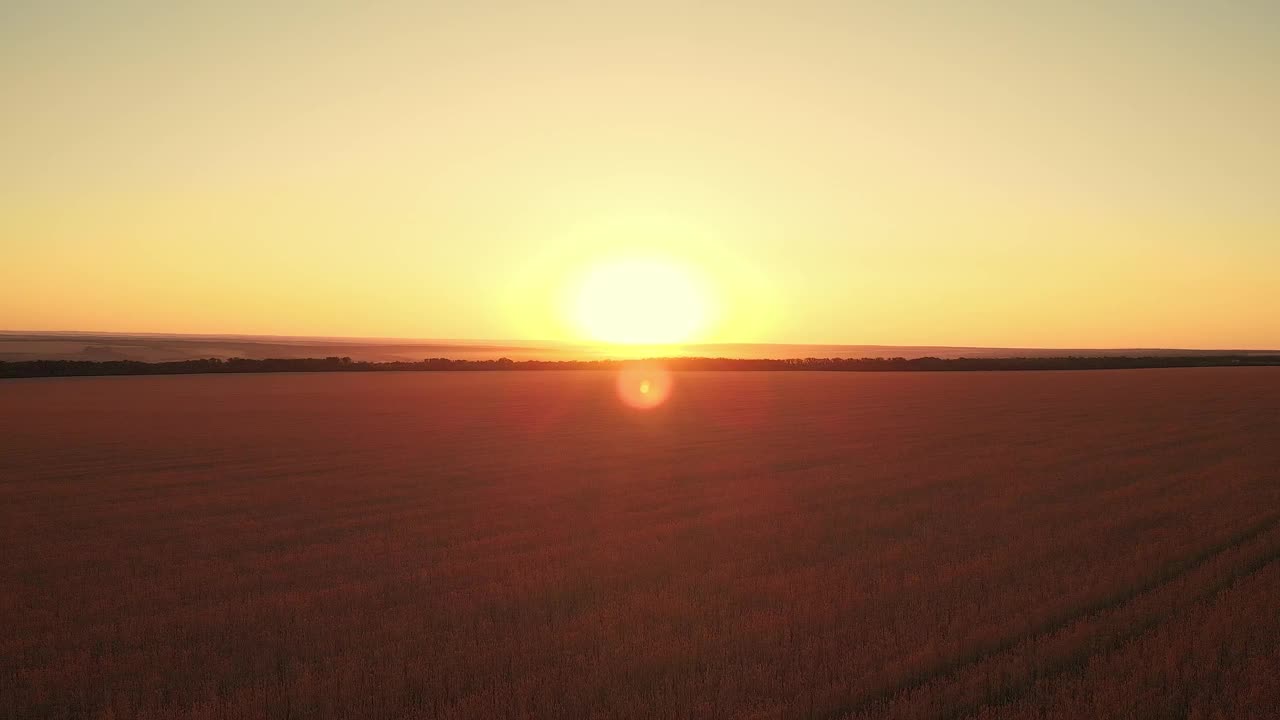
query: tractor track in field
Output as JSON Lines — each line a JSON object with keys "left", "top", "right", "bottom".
{"left": 822, "top": 512, "right": 1280, "bottom": 720}
{"left": 944, "top": 537, "right": 1280, "bottom": 720}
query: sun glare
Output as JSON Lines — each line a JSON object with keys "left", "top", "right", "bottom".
{"left": 574, "top": 257, "right": 709, "bottom": 346}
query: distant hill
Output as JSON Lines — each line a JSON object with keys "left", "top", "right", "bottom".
{"left": 674, "top": 342, "right": 1280, "bottom": 360}
{"left": 0, "top": 331, "right": 557, "bottom": 363}
{"left": 1, "top": 331, "right": 1276, "bottom": 364}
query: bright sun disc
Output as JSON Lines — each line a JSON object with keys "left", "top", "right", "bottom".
{"left": 574, "top": 257, "right": 708, "bottom": 345}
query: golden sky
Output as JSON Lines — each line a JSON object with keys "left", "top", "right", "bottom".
{"left": 2, "top": 2, "right": 1277, "bottom": 348}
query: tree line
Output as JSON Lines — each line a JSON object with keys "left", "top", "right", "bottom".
{"left": 2, "top": 354, "right": 1278, "bottom": 378}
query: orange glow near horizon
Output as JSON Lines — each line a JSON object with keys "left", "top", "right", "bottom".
{"left": 2, "top": 4, "right": 1278, "bottom": 349}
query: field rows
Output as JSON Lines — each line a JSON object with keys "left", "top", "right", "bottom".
{"left": 843, "top": 516, "right": 1280, "bottom": 719}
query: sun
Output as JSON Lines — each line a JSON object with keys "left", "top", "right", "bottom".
{"left": 573, "top": 256, "right": 710, "bottom": 345}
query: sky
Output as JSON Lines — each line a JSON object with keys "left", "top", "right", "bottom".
{"left": 2, "top": 1, "right": 1277, "bottom": 349}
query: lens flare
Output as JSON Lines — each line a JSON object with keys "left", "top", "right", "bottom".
{"left": 616, "top": 364, "right": 672, "bottom": 409}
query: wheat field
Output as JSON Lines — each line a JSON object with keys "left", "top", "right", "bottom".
{"left": 3, "top": 368, "right": 1278, "bottom": 719}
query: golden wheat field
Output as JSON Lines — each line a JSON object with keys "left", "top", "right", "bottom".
{"left": 3, "top": 368, "right": 1279, "bottom": 719}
